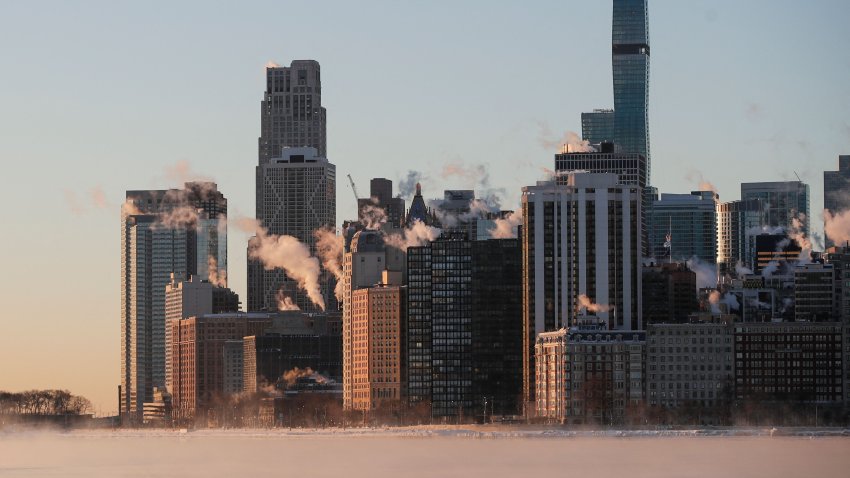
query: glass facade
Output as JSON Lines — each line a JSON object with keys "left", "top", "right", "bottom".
{"left": 581, "top": 109, "right": 615, "bottom": 146}
{"left": 740, "top": 181, "right": 810, "bottom": 235}
{"left": 612, "top": 0, "right": 650, "bottom": 176}
{"left": 647, "top": 191, "right": 718, "bottom": 264}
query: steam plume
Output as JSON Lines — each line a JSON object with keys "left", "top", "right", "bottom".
{"left": 275, "top": 290, "right": 300, "bottom": 311}
{"left": 359, "top": 203, "right": 388, "bottom": 230}
{"left": 313, "top": 226, "right": 345, "bottom": 301}
{"left": 385, "top": 220, "right": 441, "bottom": 251}
{"left": 576, "top": 294, "right": 612, "bottom": 314}
{"left": 240, "top": 218, "right": 326, "bottom": 311}
{"left": 207, "top": 255, "right": 227, "bottom": 288}
{"left": 824, "top": 209, "right": 850, "bottom": 246}
{"left": 536, "top": 121, "right": 595, "bottom": 153}
{"left": 685, "top": 170, "right": 718, "bottom": 195}
{"left": 397, "top": 170, "right": 424, "bottom": 198}
{"left": 489, "top": 210, "right": 522, "bottom": 239}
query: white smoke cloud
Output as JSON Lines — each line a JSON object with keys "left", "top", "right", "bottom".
{"left": 239, "top": 218, "right": 326, "bottom": 311}
{"left": 489, "top": 210, "right": 522, "bottom": 239}
{"left": 275, "top": 290, "right": 300, "bottom": 311}
{"left": 734, "top": 261, "right": 753, "bottom": 278}
{"left": 708, "top": 290, "right": 722, "bottom": 314}
{"left": 536, "top": 121, "right": 596, "bottom": 153}
{"left": 685, "top": 170, "right": 719, "bottom": 195}
{"left": 686, "top": 256, "right": 718, "bottom": 290}
{"left": 824, "top": 209, "right": 850, "bottom": 246}
{"left": 313, "top": 226, "right": 345, "bottom": 302}
{"left": 207, "top": 255, "right": 227, "bottom": 288}
{"left": 385, "top": 220, "right": 441, "bottom": 251}
{"left": 359, "top": 203, "right": 388, "bottom": 230}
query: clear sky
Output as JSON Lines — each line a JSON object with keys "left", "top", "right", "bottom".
{"left": 0, "top": 0, "right": 848, "bottom": 416}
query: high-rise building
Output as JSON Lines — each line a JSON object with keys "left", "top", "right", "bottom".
{"left": 250, "top": 146, "right": 336, "bottom": 312}
{"left": 406, "top": 234, "right": 523, "bottom": 419}
{"left": 341, "top": 230, "right": 405, "bottom": 410}
{"left": 258, "top": 60, "right": 326, "bottom": 162}
{"left": 717, "top": 199, "right": 764, "bottom": 276}
{"left": 357, "top": 178, "right": 405, "bottom": 229}
{"left": 165, "top": 275, "right": 240, "bottom": 393}
{"left": 612, "top": 0, "right": 651, "bottom": 172}
{"left": 521, "top": 172, "right": 642, "bottom": 407}
{"left": 647, "top": 191, "right": 718, "bottom": 263}
{"left": 824, "top": 155, "right": 850, "bottom": 249}
{"left": 350, "top": 277, "right": 405, "bottom": 411}
{"left": 740, "top": 181, "right": 810, "bottom": 235}
{"left": 581, "top": 109, "right": 615, "bottom": 147}
{"left": 121, "top": 183, "right": 227, "bottom": 422}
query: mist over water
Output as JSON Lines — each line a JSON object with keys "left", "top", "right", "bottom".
{"left": 1, "top": 430, "right": 848, "bottom": 478}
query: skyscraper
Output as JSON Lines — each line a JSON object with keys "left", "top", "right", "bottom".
{"left": 716, "top": 198, "right": 764, "bottom": 275}
{"left": 357, "top": 178, "right": 405, "bottom": 229}
{"left": 406, "top": 234, "right": 522, "bottom": 419}
{"left": 647, "top": 191, "right": 718, "bottom": 263}
{"left": 612, "top": 0, "right": 651, "bottom": 170}
{"left": 521, "top": 173, "right": 642, "bottom": 408}
{"left": 740, "top": 181, "right": 810, "bottom": 235}
{"left": 252, "top": 59, "right": 334, "bottom": 312}
{"left": 824, "top": 155, "right": 850, "bottom": 248}
{"left": 249, "top": 146, "right": 336, "bottom": 312}
{"left": 258, "top": 60, "right": 326, "bottom": 162}
{"left": 121, "top": 183, "right": 227, "bottom": 422}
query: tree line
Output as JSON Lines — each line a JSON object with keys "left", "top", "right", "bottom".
{"left": 0, "top": 390, "right": 92, "bottom": 416}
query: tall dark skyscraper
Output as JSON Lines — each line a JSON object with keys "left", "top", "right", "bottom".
{"left": 612, "top": 0, "right": 650, "bottom": 171}
{"left": 824, "top": 155, "right": 850, "bottom": 248}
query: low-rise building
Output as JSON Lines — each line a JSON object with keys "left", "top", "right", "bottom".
{"left": 646, "top": 322, "right": 734, "bottom": 409}
{"left": 734, "top": 322, "right": 844, "bottom": 403}
{"left": 535, "top": 325, "right": 645, "bottom": 425}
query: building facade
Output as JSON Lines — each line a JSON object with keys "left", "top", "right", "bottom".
{"left": 581, "top": 109, "right": 615, "bottom": 147}
{"left": 535, "top": 327, "right": 645, "bottom": 424}
{"left": 824, "top": 155, "right": 850, "bottom": 249}
{"left": 612, "top": 0, "right": 651, "bottom": 171}
{"left": 521, "top": 173, "right": 642, "bottom": 407}
{"left": 243, "top": 311, "right": 342, "bottom": 393}
{"left": 407, "top": 235, "right": 523, "bottom": 420}
{"left": 357, "top": 178, "right": 405, "bottom": 229}
{"left": 641, "top": 262, "right": 698, "bottom": 324}
{"left": 647, "top": 191, "right": 718, "bottom": 264}
{"left": 733, "top": 322, "right": 844, "bottom": 403}
{"left": 170, "top": 313, "right": 271, "bottom": 419}
{"left": 250, "top": 146, "right": 336, "bottom": 312}
{"left": 717, "top": 198, "right": 764, "bottom": 276}
{"left": 794, "top": 263, "right": 835, "bottom": 322}
{"left": 258, "top": 59, "right": 326, "bottom": 162}
{"left": 350, "top": 283, "right": 405, "bottom": 411}
{"left": 121, "top": 183, "right": 227, "bottom": 421}
{"left": 165, "top": 276, "right": 240, "bottom": 393}
{"left": 741, "top": 181, "right": 810, "bottom": 235}
{"left": 646, "top": 323, "right": 734, "bottom": 409}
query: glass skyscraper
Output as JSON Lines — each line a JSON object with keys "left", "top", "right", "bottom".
{"left": 612, "top": 0, "right": 650, "bottom": 173}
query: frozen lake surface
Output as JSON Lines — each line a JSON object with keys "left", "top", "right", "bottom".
{"left": 2, "top": 427, "right": 849, "bottom": 477}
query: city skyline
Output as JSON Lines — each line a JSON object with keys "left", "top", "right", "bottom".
{"left": 1, "top": 1, "right": 848, "bottom": 416}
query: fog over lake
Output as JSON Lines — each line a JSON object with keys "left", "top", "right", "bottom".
{"left": 1, "top": 428, "right": 849, "bottom": 477}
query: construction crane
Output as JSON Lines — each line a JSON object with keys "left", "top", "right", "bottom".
{"left": 347, "top": 174, "right": 361, "bottom": 202}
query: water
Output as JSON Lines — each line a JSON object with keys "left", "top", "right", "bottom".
{"left": 1, "top": 428, "right": 848, "bottom": 477}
